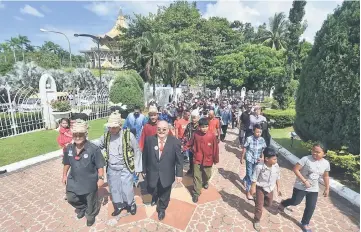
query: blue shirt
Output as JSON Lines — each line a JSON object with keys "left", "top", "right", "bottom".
{"left": 244, "top": 135, "right": 267, "bottom": 163}
{"left": 122, "top": 113, "right": 146, "bottom": 142}
{"left": 220, "top": 108, "right": 232, "bottom": 125}
{"left": 159, "top": 113, "right": 172, "bottom": 124}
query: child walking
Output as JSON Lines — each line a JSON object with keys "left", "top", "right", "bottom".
{"left": 240, "top": 124, "right": 267, "bottom": 200}
{"left": 251, "top": 147, "right": 282, "bottom": 231}
{"left": 186, "top": 118, "right": 219, "bottom": 203}
{"left": 278, "top": 143, "right": 330, "bottom": 232}
{"left": 57, "top": 118, "right": 73, "bottom": 149}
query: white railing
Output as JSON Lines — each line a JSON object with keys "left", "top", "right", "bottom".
{"left": 0, "top": 83, "right": 110, "bottom": 139}
{"left": 0, "top": 85, "right": 45, "bottom": 138}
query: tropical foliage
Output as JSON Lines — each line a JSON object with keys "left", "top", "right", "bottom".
{"left": 295, "top": 1, "right": 360, "bottom": 154}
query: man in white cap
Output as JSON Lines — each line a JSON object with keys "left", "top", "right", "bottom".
{"left": 182, "top": 109, "right": 200, "bottom": 175}
{"left": 93, "top": 111, "right": 142, "bottom": 217}
{"left": 62, "top": 119, "right": 105, "bottom": 227}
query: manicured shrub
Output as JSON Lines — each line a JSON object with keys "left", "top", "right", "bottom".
{"left": 295, "top": 1, "right": 360, "bottom": 154}
{"left": 263, "top": 109, "right": 295, "bottom": 128}
{"left": 109, "top": 71, "right": 144, "bottom": 112}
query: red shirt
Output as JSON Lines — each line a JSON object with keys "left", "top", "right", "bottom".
{"left": 186, "top": 130, "right": 219, "bottom": 166}
{"left": 208, "top": 118, "right": 220, "bottom": 136}
{"left": 57, "top": 127, "right": 72, "bottom": 148}
{"left": 175, "top": 118, "right": 189, "bottom": 139}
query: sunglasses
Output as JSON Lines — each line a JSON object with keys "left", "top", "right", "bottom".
{"left": 157, "top": 128, "right": 168, "bottom": 132}
{"left": 73, "top": 133, "right": 86, "bottom": 138}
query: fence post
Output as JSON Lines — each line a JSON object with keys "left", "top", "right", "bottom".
{"left": 5, "top": 83, "right": 17, "bottom": 135}
{"left": 39, "top": 73, "right": 57, "bottom": 129}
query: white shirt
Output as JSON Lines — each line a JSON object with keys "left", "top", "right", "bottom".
{"left": 157, "top": 137, "right": 167, "bottom": 159}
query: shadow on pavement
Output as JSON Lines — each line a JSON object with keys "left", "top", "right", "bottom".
{"left": 218, "top": 168, "right": 246, "bottom": 195}
{"left": 219, "top": 189, "right": 254, "bottom": 223}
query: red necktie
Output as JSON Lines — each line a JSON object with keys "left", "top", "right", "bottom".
{"left": 159, "top": 140, "right": 165, "bottom": 156}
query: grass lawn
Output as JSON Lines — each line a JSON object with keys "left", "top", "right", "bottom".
{"left": 270, "top": 126, "right": 309, "bottom": 158}
{"left": 0, "top": 118, "right": 107, "bottom": 166}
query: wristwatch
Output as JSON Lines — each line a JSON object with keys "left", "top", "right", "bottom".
{"left": 98, "top": 176, "right": 104, "bottom": 180}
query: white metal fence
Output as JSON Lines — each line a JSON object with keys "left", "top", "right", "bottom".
{"left": 0, "top": 83, "right": 110, "bottom": 139}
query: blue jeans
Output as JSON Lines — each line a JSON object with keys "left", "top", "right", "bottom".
{"left": 243, "top": 160, "right": 257, "bottom": 192}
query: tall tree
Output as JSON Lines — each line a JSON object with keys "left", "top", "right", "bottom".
{"left": 0, "top": 42, "right": 10, "bottom": 63}
{"left": 7, "top": 37, "right": 21, "bottom": 62}
{"left": 163, "top": 41, "right": 196, "bottom": 100}
{"left": 258, "top": 12, "right": 288, "bottom": 50}
{"left": 137, "top": 31, "right": 168, "bottom": 97}
{"left": 274, "top": 1, "right": 307, "bottom": 109}
{"left": 17, "top": 35, "right": 31, "bottom": 61}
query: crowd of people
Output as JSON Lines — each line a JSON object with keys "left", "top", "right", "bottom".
{"left": 56, "top": 95, "right": 330, "bottom": 232}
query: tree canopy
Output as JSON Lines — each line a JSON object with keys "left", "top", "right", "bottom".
{"left": 294, "top": 1, "right": 360, "bottom": 154}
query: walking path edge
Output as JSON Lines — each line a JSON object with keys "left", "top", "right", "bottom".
{"left": 270, "top": 139, "right": 360, "bottom": 208}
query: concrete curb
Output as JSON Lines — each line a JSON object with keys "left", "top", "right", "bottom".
{"left": 0, "top": 139, "right": 98, "bottom": 173}
{"left": 270, "top": 139, "right": 360, "bottom": 208}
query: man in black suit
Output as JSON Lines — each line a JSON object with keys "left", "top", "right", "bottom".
{"left": 142, "top": 120, "right": 183, "bottom": 221}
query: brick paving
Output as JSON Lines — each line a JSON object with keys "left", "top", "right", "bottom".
{"left": 0, "top": 128, "right": 359, "bottom": 232}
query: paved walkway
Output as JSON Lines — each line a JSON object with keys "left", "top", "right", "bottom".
{"left": 0, "top": 129, "right": 359, "bottom": 232}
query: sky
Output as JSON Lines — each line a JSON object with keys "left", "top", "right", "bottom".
{"left": 0, "top": 0, "right": 343, "bottom": 54}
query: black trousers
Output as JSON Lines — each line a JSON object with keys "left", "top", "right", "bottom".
{"left": 281, "top": 188, "right": 318, "bottom": 225}
{"left": 148, "top": 179, "right": 172, "bottom": 213}
{"left": 66, "top": 190, "right": 99, "bottom": 220}
{"left": 220, "top": 125, "right": 228, "bottom": 141}
{"left": 188, "top": 151, "right": 194, "bottom": 173}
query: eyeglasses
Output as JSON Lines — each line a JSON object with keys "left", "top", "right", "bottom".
{"left": 157, "top": 128, "right": 168, "bottom": 132}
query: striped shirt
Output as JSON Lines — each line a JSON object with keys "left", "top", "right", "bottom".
{"left": 244, "top": 135, "right": 267, "bottom": 163}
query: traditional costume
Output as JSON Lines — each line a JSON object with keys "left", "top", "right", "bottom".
{"left": 93, "top": 111, "right": 142, "bottom": 216}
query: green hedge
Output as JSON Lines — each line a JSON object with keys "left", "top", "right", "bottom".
{"left": 263, "top": 109, "right": 295, "bottom": 128}
{"left": 110, "top": 70, "right": 144, "bottom": 112}
{"left": 295, "top": 1, "right": 360, "bottom": 154}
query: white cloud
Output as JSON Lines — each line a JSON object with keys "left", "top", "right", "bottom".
{"left": 40, "top": 5, "right": 52, "bottom": 14}
{"left": 202, "top": 0, "right": 342, "bottom": 43}
{"left": 20, "top": 4, "right": 44, "bottom": 18}
{"left": 84, "top": 1, "right": 169, "bottom": 19}
{"left": 36, "top": 25, "right": 96, "bottom": 55}
{"left": 14, "top": 16, "right": 24, "bottom": 21}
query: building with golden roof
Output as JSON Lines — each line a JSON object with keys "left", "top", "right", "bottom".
{"left": 80, "top": 10, "right": 126, "bottom": 69}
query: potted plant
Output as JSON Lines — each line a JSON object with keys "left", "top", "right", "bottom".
{"left": 50, "top": 99, "right": 72, "bottom": 123}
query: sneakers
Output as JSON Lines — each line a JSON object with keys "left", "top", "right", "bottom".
{"left": 203, "top": 183, "right": 209, "bottom": 189}
{"left": 192, "top": 195, "right": 199, "bottom": 203}
{"left": 127, "top": 203, "right": 137, "bottom": 215}
{"left": 253, "top": 222, "right": 261, "bottom": 231}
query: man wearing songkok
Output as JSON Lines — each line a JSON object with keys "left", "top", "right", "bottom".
{"left": 93, "top": 111, "right": 142, "bottom": 216}
{"left": 62, "top": 119, "right": 105, "bottom": 227}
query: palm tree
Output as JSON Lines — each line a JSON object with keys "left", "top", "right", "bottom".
{"left": 137, "top": 32, "right": 168, "bottom": 97}
{"left": 258, "top": 12, "right": 288, "bottom": 50}
{"left": 41, "top": 41, "right": 62, "bottom": 54}
{"left": 17, "top": 35, "right": 31, "bottom": 61}
{"left": 0, "top": 42, "right": 10, "bottom": 63}
{"left": 7, "top": 37, "right": 21, "bottom": 62}
{"left": 164, "top": 42, "right": 196, "bottom": 101}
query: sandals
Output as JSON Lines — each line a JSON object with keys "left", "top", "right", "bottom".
{"left": 253, "top": 222, "right": 261, "bottom": 231}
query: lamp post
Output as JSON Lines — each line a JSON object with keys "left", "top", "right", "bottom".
{"left": 40, "top": 28, "right": 72, "bottom": 67}
{"left": 74, "top": 33, "right": 102, "bottom": 83}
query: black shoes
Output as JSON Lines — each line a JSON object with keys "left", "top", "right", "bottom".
{"left": 158, "top": 211, "right": 165, "bottom": 221}
{"left": 203, "top": 183, "right": 209, "bottom": 189}
{"left": 151, "top": 197, "right": 158, "bottom": 207}
{"left": 112, "top": 204, "right": 127, "bottom": 216}
{"left": 77, "top": 210, "right": 85, "bottom": 219}
{"left": 192, "top": 195, "right": 199, "bottom": 203}
{"left": 127, "top": 203, "right": 137, "bottom": 215}
{"left": 86, "top": 218, "right": 95, "bottom": 227}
